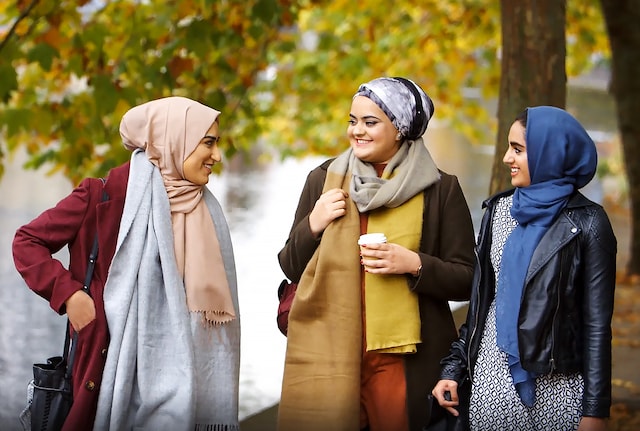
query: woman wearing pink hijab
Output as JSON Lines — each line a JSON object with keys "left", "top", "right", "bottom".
{"left": 13, "top": 96, "right": 240, "bottom": 431}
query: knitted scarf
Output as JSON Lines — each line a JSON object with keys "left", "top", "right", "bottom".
{"left": 278, "top": 138, "right": 439, "bottom": 430}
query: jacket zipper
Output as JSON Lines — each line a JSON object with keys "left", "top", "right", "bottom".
{"left": 467, "top": 248, "right": 481, "bottom": 383}
{"left": 548, "top": 249, "right": 565, "bottom": 373}
{"left": 549, "top": 211, "right": 576, "bottom": 373}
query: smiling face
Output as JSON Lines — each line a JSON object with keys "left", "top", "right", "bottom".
{"left": 503, "top": 120, "right": 531, "bottom": 188}
{"left": 183, "top": 121, "right": 221, "bottom": 185}
{"left": 347, "top": 96, "right": 401, "bottom": 164}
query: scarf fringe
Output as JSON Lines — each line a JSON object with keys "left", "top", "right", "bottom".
{"left": 194, "top": 424, "right": 240, "bottom": 431}
{"left": 191, "top": 310, "right": 236, "bottom": 326}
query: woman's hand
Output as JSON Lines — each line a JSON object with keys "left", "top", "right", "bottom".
{"left": 577, "top": 416, "right": 607, "bottom": 431}
{"left": 65, "top": 290, "right": 96, "bottom": 332}
{"left": 360, "top": 242, "right": 422, "bottom": 275}
{"left": 308, "top": 188, "right": 348, "bottom": 237}
{"left": 431, "top": 379, "right": 460, "bottom": 416}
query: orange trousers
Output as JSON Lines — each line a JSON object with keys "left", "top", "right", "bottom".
{"left": 359, "top": 350, "right": 409, "bottom": 431}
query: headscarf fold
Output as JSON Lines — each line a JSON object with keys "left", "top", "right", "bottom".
{"left": 354, "top": 76, "right": 434, "bottom": 140}
{"left": 119, "top": 96, "right": 235, "bottom": 324}
{"left": 495, "top": 106, "right": 597, "bottom": 406}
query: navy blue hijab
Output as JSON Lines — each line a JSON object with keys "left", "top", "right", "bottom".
{"left": 495, "top": 106, "right": 597, "bottom": 406}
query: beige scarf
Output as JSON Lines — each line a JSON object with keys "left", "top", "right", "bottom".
{"left": 119, "top": 96, "right": 236, "bottom": 324}
{"left": 278, "top": 139, "right": 439, "bottom": 431}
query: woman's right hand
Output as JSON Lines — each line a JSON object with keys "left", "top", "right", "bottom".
{"left": 308, "top": 188, "right": 348, "bottom": 237}
{"left": 432, "top": 379, "right": 460, "bottom": 416}
{"left": 65, "top": 290, "right": 96, "bottom": 332}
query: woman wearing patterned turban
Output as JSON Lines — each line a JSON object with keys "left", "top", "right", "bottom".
{"left": 277, "top": 77, "right": 476, "bottom": 431}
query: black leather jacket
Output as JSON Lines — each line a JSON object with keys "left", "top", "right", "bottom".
{"left": 440, "top": 189, "right": 617, "bottom": 418}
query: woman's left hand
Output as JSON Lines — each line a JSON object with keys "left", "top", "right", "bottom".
{"left": 360, "top": 242, "right": 421, "bottom": 276}
{"left": 577, "top": 416, "right": 607, "bottom": 431}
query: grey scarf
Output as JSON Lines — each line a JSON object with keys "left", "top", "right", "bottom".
{"left": 343, "top": 138, "right": 441, "bottom": 212}
{"left": 93, "top": 150, "right": 240, "bottom": 431}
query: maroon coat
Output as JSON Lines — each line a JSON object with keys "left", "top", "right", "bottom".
{"left": 13, "top": 162, "right": 129, "bottom": 431}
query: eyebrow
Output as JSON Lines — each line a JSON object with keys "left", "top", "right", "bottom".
{"left": 203, "top": 135, "right": 220, "bottom": 142}
{"left": 349, "top": 113, "right": 381, "bottom": 121}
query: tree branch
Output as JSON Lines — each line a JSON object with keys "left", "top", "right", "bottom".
{"left": 0, "top": 0, "right": 42, "bottom": 53}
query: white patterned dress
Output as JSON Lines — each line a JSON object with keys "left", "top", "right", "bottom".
{"left": 469, "top": 195, "right": 584, "bottom": 431}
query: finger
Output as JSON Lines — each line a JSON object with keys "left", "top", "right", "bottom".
{"left": 362, "top": 256, "right": 383, "bottom": 266}
{"left": 445, "top": 406, "right": 460, "bottom": 416}
{"left": 330, "top": 188, "right": 348, "bottom": 198}
{"left": 330, "top": 201, "right": 346, "bottom": 212}
{"left": 326, "top": 188, "right": 347, "bottom": 199}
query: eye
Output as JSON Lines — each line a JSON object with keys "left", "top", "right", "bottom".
{"left": 365, "top": 120, "right": 378, "bottom": 127}
{"left": 203, "top": 136, "right": 220, "bottom": 146}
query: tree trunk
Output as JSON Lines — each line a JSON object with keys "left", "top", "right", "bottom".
{"left": 600, "top": 0, "right": 640, "bottom": 276}
{"left": 491, "top": 0, "right": 567, "bottom": 195}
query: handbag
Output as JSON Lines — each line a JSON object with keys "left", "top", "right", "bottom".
{"left": 27, "top": 329, "right": 76, "bottom": 431}
{"left": 277, "top": 279, "right": 297, "bottom": 336}
{"left": 20, "top": 182, "right": 107, "bottom": 431}
{"left": 423, "top": 377, "right": 470, "bottom": 431}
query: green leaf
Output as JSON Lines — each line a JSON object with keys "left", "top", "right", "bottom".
{"left": 27, "top": 43, "right": 59, "bottom": 71}
{"left": 92, "top": 75, "right": 119, "bottom": 116}
{"left": 253, "top": 0, "right": 279, "bottom": 24}
{"left": 1, "top": 108, "right": 31, "bottom": 136}
{"left": 0, "top": 64, "right": 18, "bottom": 103}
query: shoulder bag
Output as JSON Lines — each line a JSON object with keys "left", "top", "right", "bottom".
{"left": 277, "top": 279, "right": 297, "bottom": 336}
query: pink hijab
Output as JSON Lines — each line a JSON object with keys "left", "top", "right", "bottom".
{"left": 119, "top": 96, "right": 235, "bottom": 324}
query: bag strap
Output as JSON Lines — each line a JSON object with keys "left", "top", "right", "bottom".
{"left": 64, "top": 178, "right": 109, "bottom": 379}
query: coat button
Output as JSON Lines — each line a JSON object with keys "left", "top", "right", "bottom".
{"left": 571, "top": 227, "right": 578, "bottom": 233}
{"left": 85, "top": 380, "right": 96, "bottom": 391}
{"left": 101, "top": 348, "right": 107, "bottom": 357}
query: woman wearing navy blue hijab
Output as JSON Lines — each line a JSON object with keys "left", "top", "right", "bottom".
{"left": 432, "top": 106, "right": 617, "bottom": 431}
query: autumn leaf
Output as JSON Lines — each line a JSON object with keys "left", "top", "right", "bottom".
{"left": 0, "top": 0, "right": 609, "bottom": 183}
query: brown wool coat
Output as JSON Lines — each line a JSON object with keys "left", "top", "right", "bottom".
{"left": 278, "top": 159, "right": 476, "bottom": 430}
{"left": 13, "top": 162, "right": 130, "bottom": 431}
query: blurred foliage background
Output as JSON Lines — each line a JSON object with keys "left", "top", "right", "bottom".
{"left": 0, "top": 0, "right": 609, "bottom": 184}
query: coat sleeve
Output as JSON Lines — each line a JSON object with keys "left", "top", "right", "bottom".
{"left": 277, "top": 163, "right": 328, "bottom": 282}
{"left": 411, "top": 173, "right": 476, "bottom": 301}
{"left": 438, "top": 322, "right": 470, "bottom": 383}
{"left": 581, "top": 206, "right": 617, "bottom": 417}
{"left": 12, "top": 178, "right": 95, "bottom": 314}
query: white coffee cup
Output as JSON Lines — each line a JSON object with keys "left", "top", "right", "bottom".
{"left": 359, "top": 233, "right": 387, "bottom": 269}
{"left": 358, "top": 233, "right": 387, "bottom": 246}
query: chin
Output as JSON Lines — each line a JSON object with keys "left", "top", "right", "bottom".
{"left": 190, "top": 178, "right": 208, "bottom": 186}
{"left": 353, "top": 151, "right": 374, "bottom": 163}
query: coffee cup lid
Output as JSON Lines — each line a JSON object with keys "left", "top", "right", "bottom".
{"left": 358, "top": 233, "right": 387, "bottom": 245}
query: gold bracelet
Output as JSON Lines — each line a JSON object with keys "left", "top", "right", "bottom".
{"left": 414, "top": 264, "right": 423, "bottom": 278}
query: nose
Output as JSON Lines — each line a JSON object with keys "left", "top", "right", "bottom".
{"left": 353, "top": 122, "right": 366, "bottom": 136}
{"left": 211, "top": 144, "right": 222, "bottom": 162}
{"left": 502, "top": 147, "right": 512, "bottom": 165}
